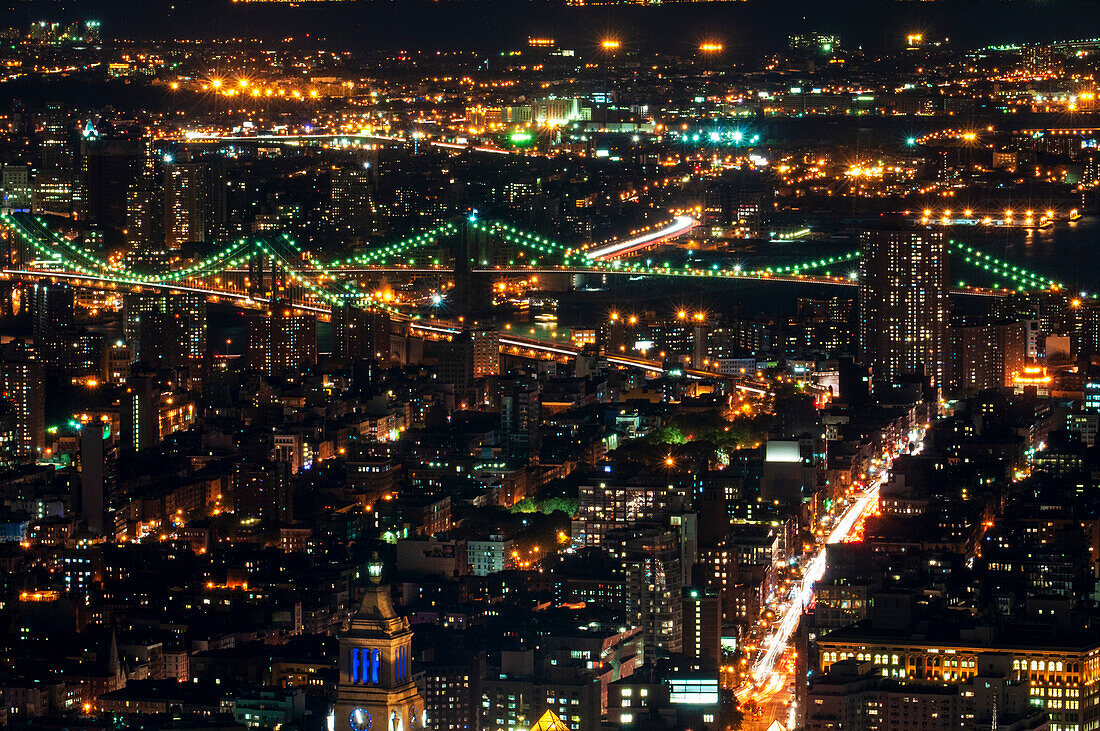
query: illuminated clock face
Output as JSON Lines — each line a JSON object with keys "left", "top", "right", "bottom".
{"left": 350, "top": 708, "right": 372, "bottom": 731}
{"left": 408, "top": 706, "right": 418, "bottom": 728}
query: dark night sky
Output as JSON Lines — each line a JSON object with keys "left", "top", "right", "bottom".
{"left": 4, "top": 0, "right": 1100, "bottom": 52}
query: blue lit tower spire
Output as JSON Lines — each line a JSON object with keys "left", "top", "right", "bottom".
{"left": 336, "top": 559, "right": 424, "bottom": 731}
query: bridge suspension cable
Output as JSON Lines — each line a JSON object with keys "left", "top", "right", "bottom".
{"left": 0, "top": 213, "right": 1067, "bottom": 300}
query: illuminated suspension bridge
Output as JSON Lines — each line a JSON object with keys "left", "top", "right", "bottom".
{"left": 0, "top": 211, "right": 1066, "bottom": 320}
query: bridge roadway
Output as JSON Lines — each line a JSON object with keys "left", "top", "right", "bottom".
{"left": 582, "top": 215, "right": 698, "bottom": 260}
{"left": 222, "top": 264, "right": 869, "bottom": 286}
{"left": 1, "top": 263, "right": 1009, "bottom": 315}
{"left": 243, "top": 264, "right": 1009, "bottom": 297}
{"left": 166, "top": 131, "right": 512, "bottom": 156}
{"left": 1, "top": 267, "right": 331, "bottom": 315}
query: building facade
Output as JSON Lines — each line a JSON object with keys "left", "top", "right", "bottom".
{"left": 335, "top": 564, "right": 424, "bottom": 731}
{"left": 858, "top": 228, "right": 947, "bottom": 393}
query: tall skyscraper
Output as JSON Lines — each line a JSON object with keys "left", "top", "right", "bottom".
{"left": 80, "top": 137, "right": 143, "bottom": 230}
{"left": 432, "top": 332, "right": 476, "bottom": 391}
{"left": 0, "top": 399, "right": 19, "bottom": 471}
{"left": 73, "top": 330, "right": 107, "bottom": 378}
{"left": 233, "top": 460, "right": 294, "bottom": 521}
{"left": 137, "top": 311, "right": 190, "bottom": 368}
{"left": 621, "top": 529, "right": 684, "bottom": 655}
{"left": 0, "top": 163, "right": 33, "bottom": 212}
{"left": 164, "top": 161, "right": 206, "bottom": 249}
{"left": 0, "top": 340, "right": 44, "bottom": 460}
{"left": 858, "top": 228, "right": 947, "bottom": 394}
{"left": 472, "top": 328, "right": 500, "bottom": 378}
{"left": 121, "top": 375, "right": 156, "bottom": 452}
{"left": 124, "top": 143, "right": 165, "bottom": 265}
{"left": 32, "top": 280, "right": 75, "bottom": 369}
{"left": 335, "top": 562, "right": 423, "bottom": 731}
{"left": 501, "top": 378, "right": 541, "bottom": 464}
{"left": 34, "top": 105, "right": 76, "bottom": 216}
{"left": 332, "top": 303, "right": 391, "bottom": 362}
{"left": 163, "top": 158, "right": 225, "bottom": 250}
{"left": 123, "top": 292, "right": 207, "bottom": 363}
{"left": 120, "top": 375, "right": 196, "bottom": 452}
{"left": 951, "top": 321, "right": 998, "bottom": 394}
{"left": 425, "top": 328, "right": 499, "bottom": 395}
{"left": 125, "top": 183, "right": 162, "bottom": 253}
{"left": 79, "top": 421, "right": 117, "bottom": 536}
{"left": 682, "top": 587, "right": 722, "bottom": 670}
{"left": 996, "top": 320, "right": 1031, "bottom": 388}
{"left": 328, "top": 166, "right": 377, "bottom": 241}
{"left": 246, "top": 302, "right": 317, "bottom": 377}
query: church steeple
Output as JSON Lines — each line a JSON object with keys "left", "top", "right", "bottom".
{"left": 335, "top": 559, "right": 424, "bottom": 731}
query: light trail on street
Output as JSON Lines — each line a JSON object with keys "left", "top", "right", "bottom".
{"left": 739, "top": 430, "right": 927, "bottom": 721}
{"left": 741, "top": 450, "right": 906, "bottom": 697}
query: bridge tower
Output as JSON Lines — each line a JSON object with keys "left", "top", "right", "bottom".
{"left": 247, "top": 249, "right": 266, "bottom": 298}
{"left": 451, "top": 213, "right": 492, "bottom": 316}
{"left": 246, "top": 248, "right": 287, "bottom": 300}
{"left": 272, "top": 260, "right": 287, "bottom": 299}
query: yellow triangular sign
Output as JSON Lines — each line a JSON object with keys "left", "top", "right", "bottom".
{"left": 529, "top": 709, "right": 572, "bottom": 731}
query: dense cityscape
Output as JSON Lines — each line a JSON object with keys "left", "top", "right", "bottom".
{"left": 1, "top": 2, "right": 1100, "bottom": 730}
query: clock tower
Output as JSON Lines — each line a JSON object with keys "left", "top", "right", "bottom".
{"left": 335, "top": 562, "right": 424, "bottom": 731}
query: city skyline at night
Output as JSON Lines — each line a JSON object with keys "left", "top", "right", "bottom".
{"left": 0, "top": 3, "right": 1096, "bottom": 731}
